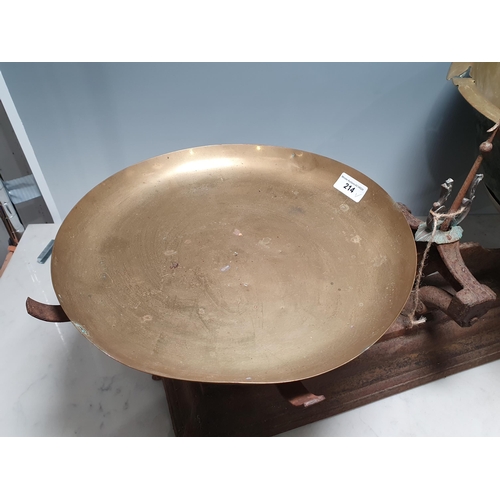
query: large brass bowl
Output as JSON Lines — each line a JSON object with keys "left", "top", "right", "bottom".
{"left": 51, "top": 145, "right": 416, "bottom": 383}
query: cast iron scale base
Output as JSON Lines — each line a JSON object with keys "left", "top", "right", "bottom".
{"left": 25, "top": 128, "right": 500, "bottom": 436}
{"left": 25, "top": 223, "right": 500, "bottom": 436}
{"left": 25, "top": 211, "right": 500, "bottom": 436}
{"left": 25, "top": 213, "right": 500, "bottom": 436}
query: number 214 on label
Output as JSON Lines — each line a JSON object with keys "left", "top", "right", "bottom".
{"left": 333, "top": 173, "right": 368, "bottom": 202}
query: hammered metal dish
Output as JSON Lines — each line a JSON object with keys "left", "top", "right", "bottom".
{"left": 51, "top": 145, "right": 416, "bottom": 383}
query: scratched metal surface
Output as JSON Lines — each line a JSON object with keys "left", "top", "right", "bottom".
{"left": 51, "top": 145, "right": 416, "bottom": 383}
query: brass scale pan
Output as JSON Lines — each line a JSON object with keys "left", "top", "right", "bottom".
{"left": 51, "top": 145, "right": 416, "bottom": 384}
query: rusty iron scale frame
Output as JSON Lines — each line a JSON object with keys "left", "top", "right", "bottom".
{"left": 26, "top": 210, "right": 500, "bottom": 436}
{"left": 26, "top": 131, "right": 500, "bottom": 436}
{"left": 27, "top": 209, "right": 500, "bottom": 436}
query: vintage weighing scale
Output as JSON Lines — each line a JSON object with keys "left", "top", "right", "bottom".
{"left": 26, "top": 67, "right": 500, "bottom": 436}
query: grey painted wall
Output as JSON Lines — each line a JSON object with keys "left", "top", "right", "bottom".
{"left": 0, "top": 62, "right": 491, "bottom": 218}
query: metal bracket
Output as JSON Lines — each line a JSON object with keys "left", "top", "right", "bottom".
{"left": 276, "top": 381, "right": 326, "bottom": 407}
{"left": 0, "top": 178, "right": 24, "bottom": 242}
{"left": 397, "top": 206, "right": 497, "bottom": 327}
{"left": 26, "top": 297, "right": 70, "bottom": 323}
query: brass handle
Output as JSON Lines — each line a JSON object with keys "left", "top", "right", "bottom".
{"left": 276, "top": 381, "right": 325, "bottom": 407}
{"left": 26, "top": 297, "right": 70, "bottom": 323}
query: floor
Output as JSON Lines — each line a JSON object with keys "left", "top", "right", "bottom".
{"left": 1, "top": 219, "right": 500, "bottom": 436}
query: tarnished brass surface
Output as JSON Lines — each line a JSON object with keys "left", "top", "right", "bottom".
{"left": 448, "top": 62, "right": 500, "bottom": 122}
{"left": 51, "top": 145, "right": 416, "bottom": 383}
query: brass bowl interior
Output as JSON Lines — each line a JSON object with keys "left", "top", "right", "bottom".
{"left": 51, "top": 145, "right": 416, "bottom": 383}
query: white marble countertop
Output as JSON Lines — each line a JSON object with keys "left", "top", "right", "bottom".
{"left": 1, "top": 221, "right": 500, "bottom": 437}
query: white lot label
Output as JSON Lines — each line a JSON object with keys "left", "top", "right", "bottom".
{"left": 333, "top": 172, "right": 368, "bottom": 202}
